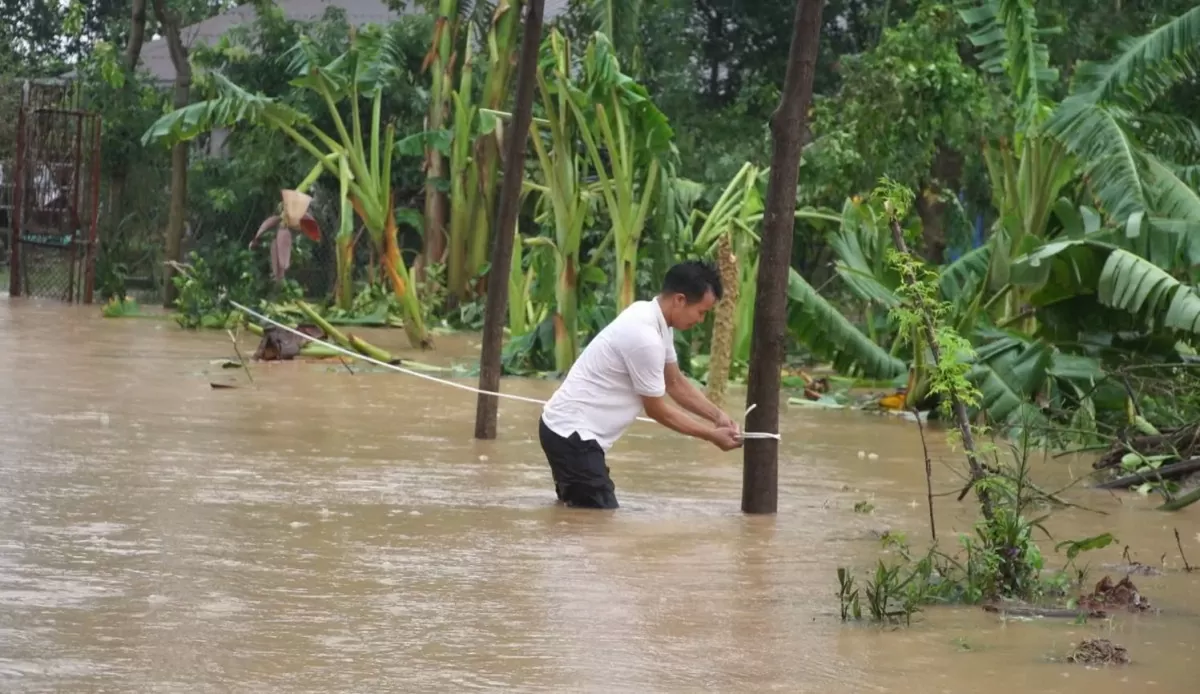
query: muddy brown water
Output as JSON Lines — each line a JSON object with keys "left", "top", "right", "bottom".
{"left": 0, "top": 298, "right": 1197, "bottom": 693}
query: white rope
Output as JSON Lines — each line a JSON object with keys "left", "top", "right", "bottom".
{"left": 228, "top": 300, "right": 781, "bottom": 441}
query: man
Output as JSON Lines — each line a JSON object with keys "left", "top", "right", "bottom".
{"left": 538, "top": 260, "right": 743, "bottom": 509}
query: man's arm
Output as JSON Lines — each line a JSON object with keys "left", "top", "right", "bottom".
{"left": 642, "top": 395, "right": 742, "bottom": 451}
{"left": 621, "top": 340, "right": 721, "bottom": 442}
{"left": 641, "top": 394, "right": 719, "bottom": 443}
{"left": 664, "top": 361, "right": 727, "bottom": 424}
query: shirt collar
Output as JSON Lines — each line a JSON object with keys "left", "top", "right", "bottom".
{"left": 651, "top": 298, "right": 670, "bottom": 337}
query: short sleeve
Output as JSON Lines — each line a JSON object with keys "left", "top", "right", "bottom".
{"left": 664, "top": 328, "right": 678, "bottom": 364}
{"left": 622, "top": 340, "right": 667, "bottom": 397}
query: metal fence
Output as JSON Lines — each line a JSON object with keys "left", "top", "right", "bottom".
{"left": 4, "top": 80, "right": 102, "bottom": 303}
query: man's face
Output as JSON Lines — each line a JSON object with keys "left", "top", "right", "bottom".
{"left": 666, "top": 290, "right": 717, "bottom": 330}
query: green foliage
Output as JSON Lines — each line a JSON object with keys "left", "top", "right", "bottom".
{"left": 958, "top": 0, "right": 1062, "bottom": 124}
{"left": 885, "top": 248, "right": 979, "bottom": 412}
{"left": 835, "top": 181, "right": 1099, "bottom": 622}
{"left": 809, "top": 1, "right": 999, "bottom": 197}
{"left": 838, "top": 424, "right": 1114, "bottom": 624}
{"left": 170, "top": 249, "right": 277, "bottom": 330}
{"left": 1037, "top": 6, "right": 1200, "bottom": 267}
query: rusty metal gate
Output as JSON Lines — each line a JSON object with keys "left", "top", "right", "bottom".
{"left": 7, "top": 81, "right": 102, "bottom": 303}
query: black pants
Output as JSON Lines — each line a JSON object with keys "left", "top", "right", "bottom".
{"left": 538, "top": 417, "right": 619, "bottom": 509}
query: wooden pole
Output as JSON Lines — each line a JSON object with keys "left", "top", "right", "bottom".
{"left": 741, "top": 0, "right": 826, "bottom": 514}
{"left": 474, "top": 0, "right": 545, "bottom": 440}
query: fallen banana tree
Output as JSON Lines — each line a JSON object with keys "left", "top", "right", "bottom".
{"left": 240, "top": 301, "right": 399, "bottom": 364}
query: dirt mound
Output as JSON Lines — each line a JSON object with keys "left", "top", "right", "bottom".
{"left": 1068, "top": 638, "right": 1130, "bottom": 665}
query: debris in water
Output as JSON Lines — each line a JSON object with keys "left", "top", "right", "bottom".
{"left": 254, "top": 324, "right": 325, "bottom": 361}
{"left": 982, "top": 602, "right": 1106, "bottom": 620}
{"left": 1067, "top": 638, "right": 1130, "bottom": 666}
{"left": 877, "top": 390, "right": 907, "bottom": 410}
{"left": 1099, "top": 561, "right": 1162, "bottom": 576}
{"left": 210, "top": 382, "right": 237, "bottom": 390}
{"left": 1079, "top": 576, "right": 1153, "bottom": 612}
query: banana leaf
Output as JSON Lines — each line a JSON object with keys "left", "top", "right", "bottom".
{"left": 966, "top": 331, "right": 1054, "bottom": 429}
{"left": 1011, "top": 238, "right": 1200, "bottom": 339}
{"left": 826, "top": 198, "right": 901, "bottom": 308}
{"left": 938, "top": 242, "right": 993, "bottom": 301}
{"left": 1100, "top": 247, "right": 1200, "bottom": 334}
{"left": 786, "top": 268, "right": 908, "bottom": 380}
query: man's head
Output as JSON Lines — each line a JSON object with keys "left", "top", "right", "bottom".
{"left": 657, "top": 260, "right": 723, "bottom": 330}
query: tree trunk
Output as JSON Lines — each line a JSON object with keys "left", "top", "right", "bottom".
{"left": 108, "top": 0, "right": 148, "bottom": 241}
{"left": 741, "top": 0, "right": 825, "bottom": 515}
{"left": 474, "top": 0, "right": 545, "bottom": 440}
{"left": 915, "top": 145, "right": 962, "bottom": 264}
{"left": 125, "top": 0, "right": 147, "bottom": 70}
{"left": 153, "top": 0, "right": 190, "bottom": 308}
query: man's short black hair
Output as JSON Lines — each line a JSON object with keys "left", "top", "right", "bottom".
{"left": 661, "top": 260, "right": 723, "bottom": 303}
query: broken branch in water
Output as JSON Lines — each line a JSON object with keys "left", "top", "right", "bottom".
{"left": 1096, "top": 457, "right": 1200, "bottom": 490}
{"left": 295, "top": 301, "right": 352, "bottom": 348}
{"left": 1094, "top": 421, "right": 1200, "bottom": 470}
{"left": 1159, "top": 486, "right": 1200, "bottom": 511}
{"left": 226, "top": 328, "right": 254, "bottom": 386}
{"left": 1175, "top": 528, "right": 1194, "bottom": 572}
{"left": 348, "top": 333, "right": 396, "bottom": 364}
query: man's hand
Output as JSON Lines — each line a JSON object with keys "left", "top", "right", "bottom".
{"left": 708, "top": 425, "right": 743, "bottom": 451}
{"left": 713, "top": 410, "right": 739, "bottom": 434}
{"left": 665, "top": 362, "right": 741, "bottom": 433}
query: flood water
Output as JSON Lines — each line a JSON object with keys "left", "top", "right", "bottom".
{"left": 0, "top": 298, "right": 1197, "bottom": 693}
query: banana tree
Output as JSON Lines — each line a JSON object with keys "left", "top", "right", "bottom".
{"left": 463, "top": 0, "right": 523, "bottom": 296}
{"left": 958, "top": 0, "right": 1075, "bottom": 333}
{"left": 1012, "top": 238, "right": 1200, "bottom": 338}
{"left": 420, "top": 0, "right": 460, "bottom": 274}
{"left": 1041, "top": 4, "right": 1200, "bottom": 272}
{"left": 962, "top": 1, "right": 1200, "bottom": 319}
{"left": 141, "top": 27, "right": 430, "bottom": 348}
{"left": 524, "top": 29, "right": 597, "bottom": 372}
{"left": 444, "top": 0, "right": 524, "bottom": 302}
{"left": 445, "top": 24, "right": 481, "bottom": 303}
{"left": 966, "top": 326, "right": 1107, "bottom": 441}
{"left": 477, "top": 34, "right": 601, "bottom": 371}
{"left": 507, "top": 231, "right": 553, "bottom": 338}
{"left": 566, "top": 31, "right": 673, "bottom": 310}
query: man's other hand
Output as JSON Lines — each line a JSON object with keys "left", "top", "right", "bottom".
{"left": 709, "top": 426, "right": 743, "bottom": 451}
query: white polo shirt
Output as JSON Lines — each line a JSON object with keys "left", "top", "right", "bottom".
{"left": 541, "top": 299, "right": 677, "bottom": 451}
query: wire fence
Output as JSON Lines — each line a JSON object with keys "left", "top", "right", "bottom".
{"left": 2, "top": 80, "right": 102, "bottom": 302}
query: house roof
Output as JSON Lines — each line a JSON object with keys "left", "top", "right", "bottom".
{"left": 130, "top": 0, "right": 570, "bottom": 85}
